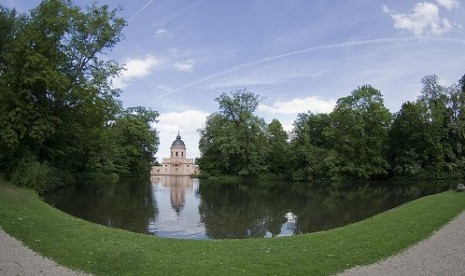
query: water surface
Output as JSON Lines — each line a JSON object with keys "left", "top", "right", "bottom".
{"left": 44, "top": 176, "right": 452, "bottom": 239}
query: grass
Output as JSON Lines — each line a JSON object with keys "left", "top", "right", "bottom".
{"left": 1, "top": 179, "right": 465, "bottom": 275}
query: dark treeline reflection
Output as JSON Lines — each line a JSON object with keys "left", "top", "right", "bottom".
{"left": 44, "top": 177, "right": 452, "bottom": 239}
{"left": 197, "top": 179, "right": 452, "bottom": 239}
{"left": 45, "top": 178, "right": 157, "bottom": 234}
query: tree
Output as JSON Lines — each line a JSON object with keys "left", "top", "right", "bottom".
{"left": 264, "top": 119, "right": 290, "bottom": 179}
{"left": 450, "top": 74, "right": 465, "bottom": 160}
{"left": 0, "top": 1, "right": 158, "bottom": 189}
{"left": 289, "top": 112, "right": 334, "bottom": 181}
{"left": 198, "top": 113, "right": 227, "bottom": 175}
{"left": 388, "top": 101, "right": 431, "bottom": 176}
{"left": 111, "top": 107, "right": 159, "bottom": 175}
{"left": 327, "top": 85, "right": 391, "bottom": 179}
{"left": 198, "top": 90, "right": 266, "bottom": 177}
{"left": 419, "top": 75, "right": 454, "bottom": 173}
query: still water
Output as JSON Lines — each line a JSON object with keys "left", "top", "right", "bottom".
{"left": 44, "top": 176, "right": 452, "bottom": 240}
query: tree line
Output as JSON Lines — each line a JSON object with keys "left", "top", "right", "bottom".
{"left": 198, "top": 74, "right": 465, "bottom": 181}
{"left": 0, "top": 1, "right": 159, "bottom": 191}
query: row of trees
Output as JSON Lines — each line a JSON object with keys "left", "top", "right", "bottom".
{"left": 198, "top": 74, "right": 465, "bottom": 181}
{"left": 0, "top": 1, "right": 159, "bottom": 191}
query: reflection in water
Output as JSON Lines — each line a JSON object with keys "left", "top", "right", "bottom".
{"left": 44, "top": 178, "right": 452, "bottom": 240}
{"left": 277, "top": 212, "right": 298, "bottom": 237}
{"left": 148, "top": 176, "right": 207, "bottom": 239}
{"left": 43, "top": 178, "right": 156, "bottom": 234}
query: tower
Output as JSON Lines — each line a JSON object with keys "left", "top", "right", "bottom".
{"left": 170, "top": 132, "right": 186, "bottom": 159}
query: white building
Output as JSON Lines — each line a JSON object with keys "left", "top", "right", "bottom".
{"left": 151, "top": 134, "right": 198, "bottom": 176}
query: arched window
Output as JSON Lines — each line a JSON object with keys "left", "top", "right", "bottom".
{"left": 176, "top": 152, "right": 178, "bottom": 157}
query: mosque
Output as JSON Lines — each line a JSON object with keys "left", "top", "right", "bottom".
{"left": 151, "top": 133, "right": 198, "bottom": 176}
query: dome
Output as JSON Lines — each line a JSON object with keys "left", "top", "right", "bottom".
{"left": 171, "top": 134, "right": 186, "bottom": 147}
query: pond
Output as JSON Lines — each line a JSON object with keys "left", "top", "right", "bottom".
{"left": 43, "top": 176, "right": 452, "bottom": 240}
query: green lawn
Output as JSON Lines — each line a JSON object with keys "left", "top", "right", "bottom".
{"left": 1, "top": 180, "right": 464, "bottom": 275}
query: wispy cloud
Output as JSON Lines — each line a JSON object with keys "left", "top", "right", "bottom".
{"left": 174, "top": 60, "right": 195, "bottom": 72}
{"left": 129, "top": 0, "right": 154, "bottom": 22}
{"left": 259, "top": 96, "right": 335, "bottom": 115}
{"left": 383, "top": 1, "right": 459, "bottom": 37}
{"left": 205, "top": 63, "right": 326, "bottom": 89}
{"left": 157, "top": 37, "right": 465, "bottom": 98}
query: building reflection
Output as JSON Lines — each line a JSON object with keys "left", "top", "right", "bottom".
{"left": 148, "top": 175, "right": 207, "bottom": 239}
{"left": 151, "top": 175, "right": 193, "bottom": 214}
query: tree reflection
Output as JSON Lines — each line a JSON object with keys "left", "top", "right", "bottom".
{"left": 44, "top": 177, "right": 156, "bottom": 234}
{"left": 197, "top": 179, "right": 451, "bottom": 239}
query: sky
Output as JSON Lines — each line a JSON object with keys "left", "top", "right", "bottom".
{"left": 4, "top": 0, "right": 465, "bottom": 160}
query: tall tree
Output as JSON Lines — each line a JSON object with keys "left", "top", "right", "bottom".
{"left": 289, "top": 112, "right": 333, "bottom": 181}
{"left": 419, "top": 75, "right": 453, "bottom": 172}
{"left": 111, "top": 107, "right": 159, "bottom": 175}
{"left": 388, "top": 101, "right": 432, "bottom": 176}
{"left": 264, "top": 119, "right": 290, "bottom": 179}
{"left": 327, "top": 85, "right": 391, "bottom": 179}
{"left": 198, "top": 90, "right": 266, "bottom": 177}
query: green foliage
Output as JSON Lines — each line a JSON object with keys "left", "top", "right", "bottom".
{"left": 328, "top": 85, "right": 391, "bottom": 179}
{"left": 388, "top": 75, "right": 465, "bottom": 179}
{"left": 389, "top": 101, "right": 430, "bottom": 176}
{"left": 10, "top": 154, "right": 63, "bottom": 192}
{"left": 111, "top": 106, "right": 159, "bottom": 175}
{"left": 0, "top": 1, "right": 159, "bottom": 190}
{"left": 288, "top": 86, "right": 391, "bottom": 181}
{"left": 200, "top": 74, "right": 465, "bottom": 182}
{"left": 289, "top": 112, "right": 334, "bottom": 180}
{"left": 198, "top": 89, "right": 267, "bottom": 177}
{"left": 264, "top": 119, "right": 290, "bottom": 179}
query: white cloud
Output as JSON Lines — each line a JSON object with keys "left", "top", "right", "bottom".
{"left": 113, "top": 52, "right": 197, "bottom": 89}
{"left": 259, "top": 96, "right": 336, "bottom": 115}
{"left": 155, "top": 110, "right": 209, "bottom": 159}
{"left": 114, "top": 54, "right": 163, "bottom": 88}
{"left": 435, "top": 0, "right": 460, "bottom": 10}
{"left": 174, "top": 60, "right": 195, "bottom": 72}
{"left": 383, "top": 2, "right": 454, "bottom": 37}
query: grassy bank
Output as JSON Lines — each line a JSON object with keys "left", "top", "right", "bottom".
{"left": 1, "top": 180, "right": 464, "bottom": 275}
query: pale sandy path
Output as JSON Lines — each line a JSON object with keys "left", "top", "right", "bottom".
{"left": 339, "top": 211, "right": 465, "bottom": 276}
{"left": 0, "top": 227, "right": 89, "bottom": 276}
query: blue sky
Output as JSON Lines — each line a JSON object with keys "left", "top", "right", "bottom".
{"left": 5, "top": 0, "right": 465, "bottom": 160}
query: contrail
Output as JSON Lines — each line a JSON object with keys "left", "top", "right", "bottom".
{"left": 157, "top": 36, "right": 465, "bottom": 99}
{"left": 129, "top": 0, "right": 154, "bottom": 22}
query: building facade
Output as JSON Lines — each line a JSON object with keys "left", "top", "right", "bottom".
{"left": 151, "top": 134, "right": 198, "bottom": 176}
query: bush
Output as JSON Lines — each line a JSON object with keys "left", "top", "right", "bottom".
{"left": 11, "top": 155, "right": 62, "bottom": 193}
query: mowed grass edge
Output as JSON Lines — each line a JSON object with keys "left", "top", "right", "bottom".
{"left": 1, "top": 180, "right": 464, "bottom": 276}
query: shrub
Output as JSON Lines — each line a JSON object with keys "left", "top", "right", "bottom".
{"left": 11, "top": 155, "right": 62, "bottom": 193}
